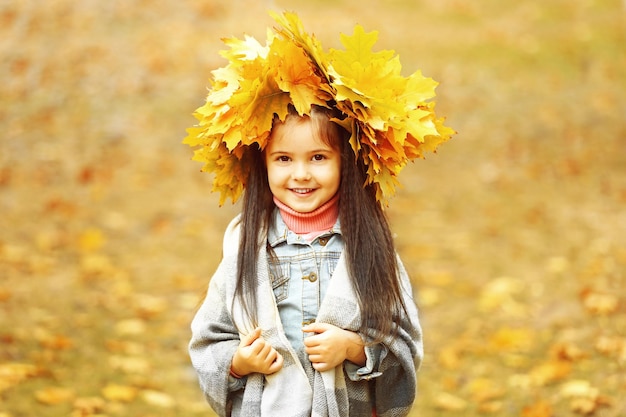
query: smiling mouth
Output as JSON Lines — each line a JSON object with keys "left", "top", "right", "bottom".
{"left": 291, "top": 188, "right": 314, "bottom": 194}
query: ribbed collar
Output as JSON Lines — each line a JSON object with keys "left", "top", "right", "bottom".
{"left": 273, "top": 194, "right": 339, "bottom": 234}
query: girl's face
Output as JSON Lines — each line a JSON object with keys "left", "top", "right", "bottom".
{"left": 265, "top": 116, "right": 341, "bottom": 213}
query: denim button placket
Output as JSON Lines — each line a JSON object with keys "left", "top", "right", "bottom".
{"left": 300, "top": 258, "right": 319, "bottom": 332}
{"left": 303, "top": 272, "right": 318, "bottom": 282}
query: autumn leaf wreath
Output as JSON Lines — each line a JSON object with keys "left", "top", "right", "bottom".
{"left": 184, "top": 11, "right": 455, "bottom": 205}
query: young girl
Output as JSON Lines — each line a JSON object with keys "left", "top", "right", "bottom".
{"left": 185, "top": 12, "right": 453, "bottom": 417}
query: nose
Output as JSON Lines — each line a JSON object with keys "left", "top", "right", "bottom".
{"left": 292, "top": 162, "right": 311, "bottom": 181}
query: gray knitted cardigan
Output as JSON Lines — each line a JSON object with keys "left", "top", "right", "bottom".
{"left": 189, "top": 215, "right": 423, "bottom": 417}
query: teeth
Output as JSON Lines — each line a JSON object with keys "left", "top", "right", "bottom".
{"left": 293, "top": 188, "right": 313, "bottom": 194}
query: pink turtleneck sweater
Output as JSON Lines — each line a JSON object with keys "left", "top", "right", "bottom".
{"left": 273, "top": 194, "right": 339, "bottom": 242}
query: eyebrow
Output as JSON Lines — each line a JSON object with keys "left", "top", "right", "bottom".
{"left": 267, "top": 148, "right": 333, "bottom": 156}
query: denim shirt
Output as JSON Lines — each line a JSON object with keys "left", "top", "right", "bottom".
{"left": 267, "top": 209, "right": 343, "bottom": 363}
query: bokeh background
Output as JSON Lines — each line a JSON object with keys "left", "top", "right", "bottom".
{"left": 1, "top": 0, "right": 625, "bottom": 416}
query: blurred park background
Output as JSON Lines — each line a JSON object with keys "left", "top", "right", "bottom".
{"left": 1, "top": 0, "right": 625, "bottom": 416}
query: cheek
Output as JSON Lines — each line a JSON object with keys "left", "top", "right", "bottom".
{"left": 266, "top": 166, "right": 279, "bottom": 186}
{"left": 328, "top": 164, "right": 341, "bottom": 190}
{"left": 334, "top": 160, "right": 342, "bottom": 180}
{"left": 266, "top": 165, "right": 290, "bottom": 189}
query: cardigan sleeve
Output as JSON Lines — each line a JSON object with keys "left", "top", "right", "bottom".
{"left": 371, "top": 255, "right": 423, "bottom": 416}
{"left": 344, "top": 344, "right": 384, "bottom": 381}
{"left": 189, "top": 261, "right": 242, "bottom": 417}
{"left": 344, "top": 255, "right": 422, "bottom": 383}
{"left": 188, "top": 216, "right": 244, "bottom": 416}
{"left": 342, "top": 255, "right": 423, "bottom": 414}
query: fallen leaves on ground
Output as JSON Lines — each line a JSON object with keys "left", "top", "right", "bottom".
{"left": 35, "top": 387, "right": 75, "bottom": 405}
{"left": 1, "top": 1, "right": 625, "bottom": 417}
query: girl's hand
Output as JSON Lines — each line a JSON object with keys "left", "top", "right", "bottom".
{"left": 231, "top": 328, "right": 284, "bottom": 376}
{"left": 302, "top": 322, "right": 366, "bottom": 372}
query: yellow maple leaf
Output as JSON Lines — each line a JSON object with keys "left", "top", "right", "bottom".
{"left": 270, "top": 11, "right": 329, "bottom": 79}
{"left": 72, "top": 396, "right": 106, "bottom": 414}
{"left": 468, "top": 378, "right": 506, "bottom": 403}
{"left": 207, "top": 67, "right": 241, "bottom": 106}
{"left": 332, "top": 25, "right": 392, "bottom": 70}
{"left": 39, "top": 334, "right": 74, "bottom": 350}
{"left": 521, "top": 400, "right": 553, "bottom": 417}
{"left": 35, "top": 387, "right": 75, "bottom": 405}
{"left": 109, "top": 355, "right": 151, "bottom": 374}
{"left": 560, "top": 380, "right": 598, "bottom": 399}
{"left": 529, "top": 360, "right": 572, "bottom": 386}
{"left": 434, "top": 392, "right": 468, "bottom": 411}
{"left": 243, "top": 80, "right": 288, "bottom": 136}
{"left": 78, "top": 228, "right": 105, "bottom": 252}
{"left": 0, "top": 362, "right": 41, "bottom": 390}
{"left": 141, "top": 389, "right": 176, "bottom": 408}
{"left": 328, "top": 39, "right": 399, "bottom": 120}
{"left": 404, "top": 108, "right": 438, "bottom": 141}
{"left": 101, "top": 383, "right": 138, "bottom": 402}
{"left": 580, "top": 288, "right": 619, "bottom": 315}
{"left": 220, "top": 35, "right": 268, "bottom": 62}
{"left": 270, "top": 38, "right": 326, "bottom": 114}
{"left": 404, "top": 70, "right": 439, "bottom": 103}
{"left": 489, "top": 327, "right": 534, "bottom": 352}
{"left": 550, "top": 342, "right": 588, "bottom": 362}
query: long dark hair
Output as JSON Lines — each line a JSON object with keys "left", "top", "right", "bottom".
{"left": 234, "top": 106, "right": 406, "bottom": 341}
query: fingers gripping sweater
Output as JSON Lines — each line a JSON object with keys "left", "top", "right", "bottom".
{"left": 189, "top": 215, "right": 423, "bottom": 416}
